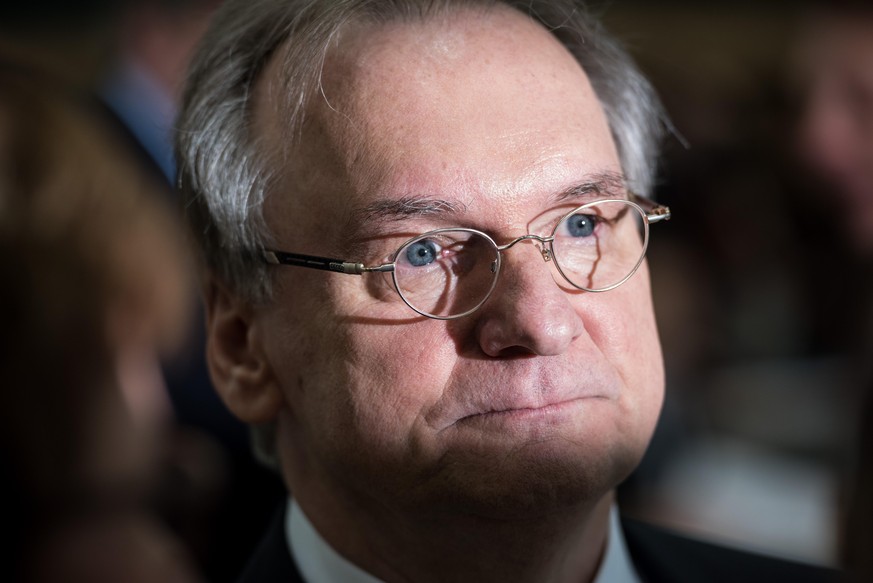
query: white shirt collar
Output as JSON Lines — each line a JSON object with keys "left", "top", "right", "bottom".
{"left": 286, "top": 498, "right": 640, "bottom": 583}
{"left": 595, "top": 504, "right": 642, "bottom": 583}
{"left": 287, "top": 498, "right": 382, "bottom": 583}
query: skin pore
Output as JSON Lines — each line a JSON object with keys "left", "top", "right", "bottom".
{"left": 209, "top": 5, "right": 664, "bottom": 582}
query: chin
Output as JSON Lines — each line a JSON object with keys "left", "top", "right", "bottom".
{"left": 404, "top": 433, "right": 647, "bottom": 522}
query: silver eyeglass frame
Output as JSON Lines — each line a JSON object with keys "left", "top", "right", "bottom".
{"left": 263, "top": 194, "right": 671, "bottom": 320}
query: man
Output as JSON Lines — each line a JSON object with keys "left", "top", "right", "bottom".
{"left": 101, "top": 0, "right": 219, "bottom": 184}
{"left": 177, "top": 0, "right": 840, "bottom": 581}
{"left": 796, "top": 2, "right": 873, "bottom": 255}
{"left": 97, "top": 3, "right": 289, "bottom": 577}
{"left": 794, "top": 4, "right": 873, "bottom": 580}
{"left": 0, "top": 64, "right": 202, "bottom": 583}
{"left": 99, "top": 0, "right": 228, "bottom": 439}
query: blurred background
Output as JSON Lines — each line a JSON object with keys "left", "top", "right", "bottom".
{"left": 0, "top": 2, "right": 285, "bottom": 582}
{"left": 603, "top": 0, "right": 873, "bottom": 572}
{"left": 1, "top": 0, "right": 871, "bottom": 580}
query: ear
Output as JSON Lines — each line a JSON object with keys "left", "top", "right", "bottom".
{"left": 203, "top": 277, "right": 283, "bottom": 423}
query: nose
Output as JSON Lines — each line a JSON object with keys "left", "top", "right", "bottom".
{"left": 474, "top": 241, "right": 585, "bottom": 357}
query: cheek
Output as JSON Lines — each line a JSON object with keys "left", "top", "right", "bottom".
{"left": 299, "top": 321, "right": 462, "bottom": 492}
{"left": 578, "top": 269, "right": 664, "bottom": 410}
{"left": 585, "top": 272, "right": 658, "bottom": 350}
{"left": 261, "top": 277, "right": 349, "bottom": 424}
{"left": 342, "top": 321, "right": 459, "bottom": 440}
{"left": 284, "top": 273, "right": 460, "bottom": 449}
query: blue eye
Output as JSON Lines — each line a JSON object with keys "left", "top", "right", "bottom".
{"left": 566, "top": 214, "right": 597, "bottom": 237}
{"left": 405, "top": 240, "right": 439, "bottom": 266}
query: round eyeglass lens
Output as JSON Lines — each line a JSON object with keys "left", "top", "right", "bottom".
{"left": 550, "top": 200, "right": 648, "bottom": 292}
{"left": 392, "top": 229, "right": 500, "bottom": 319}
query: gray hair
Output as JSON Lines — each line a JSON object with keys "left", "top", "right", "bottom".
{"left": 177, "top": 0, "right": 666, "bottom": 302}
{"left": 176, "top": 0, "right": 667, "bottom": 466}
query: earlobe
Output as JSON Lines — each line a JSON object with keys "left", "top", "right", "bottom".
{"left": 203, "top": 278, "right": 283, "bottom": 423}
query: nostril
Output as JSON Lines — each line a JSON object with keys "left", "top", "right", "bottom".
{"left": 493, "top": 345, "right": 538, "bottom": 359}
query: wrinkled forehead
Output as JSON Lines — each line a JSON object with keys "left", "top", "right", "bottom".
{"left": 250, "top": 5, "right": 616, "bottom": 249}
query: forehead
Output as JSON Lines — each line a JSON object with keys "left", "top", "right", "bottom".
{"left": 256, "top": 6, "right": 620, "bottom": 249}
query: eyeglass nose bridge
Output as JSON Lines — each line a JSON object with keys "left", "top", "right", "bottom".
{"left": 496, "top": 234, "right": 556, "bottom": 262}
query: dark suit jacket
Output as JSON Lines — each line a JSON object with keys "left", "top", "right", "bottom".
{"left": 238, "top": 506, "right": 841, "bottom": 583}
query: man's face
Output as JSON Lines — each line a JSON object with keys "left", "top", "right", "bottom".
{"left": 797, "top": 15, "right": 873, "bottom": 252}
{"left": 252, "top": 7, "right": 664, "bottom": 519}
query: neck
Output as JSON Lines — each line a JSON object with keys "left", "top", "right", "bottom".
{"left": 282, "top": 444, "right": 613, "bottom": 582}
{"left": 309, "top": 488, "right": 612, "bottom": 583}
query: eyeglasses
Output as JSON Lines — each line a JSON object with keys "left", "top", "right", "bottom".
{"left": 263, "top": 194, "right": 671, "bottom": 319}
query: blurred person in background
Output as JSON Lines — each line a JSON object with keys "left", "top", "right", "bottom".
{"left": 98, "top": 0, "right": 233, "bottom": 450}
{"left": 0, "top": 63, "right": 204, "bottom": 582}
{"left": 794, "top": 2, "right": 873, "bottom": 580}
{"left": 97, "top": 1, "right": 287, "bottom": 578}
{"left": 796, "top": 1, "right": 873, "bottom": 257}
{"left": 0, "top": 2, "right": 283, "bottom": 579}
{"left": 100, "top": 0, "right": 221, "bottom": 184}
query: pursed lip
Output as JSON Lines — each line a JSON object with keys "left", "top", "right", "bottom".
{"left": 454, "top": 395, "right": 602, "bottom": 424}
{"left": 429, "top": 362, "right": 621, "bottom": 432}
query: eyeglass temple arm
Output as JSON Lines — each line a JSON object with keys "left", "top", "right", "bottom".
{"left": 630, "top": 192, "right": 671, "bottom": 224}
{"left": 263, "top": 250, "right": 393, "bottom": 275}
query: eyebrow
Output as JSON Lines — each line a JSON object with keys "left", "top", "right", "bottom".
{"left": 341, "top": 170, "right": 627, "bottom": 253}
{"left": 354, "top": 196, "right": 468, "bottom": 223}
{"left": 341, "top": 195, "right": 468, "bottom": 255}
{"left": 555, "top": 171, "right": 628, "bottom": 202}
{"left": 352, "top": 170, "right": 626, "bottom": 223}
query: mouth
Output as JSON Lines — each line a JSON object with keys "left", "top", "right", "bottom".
{"left": 428, "top": 360, "right": 622, "bottom": 432}
{"left": 454, "top": 395, "right": 606, "bottom": 427}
